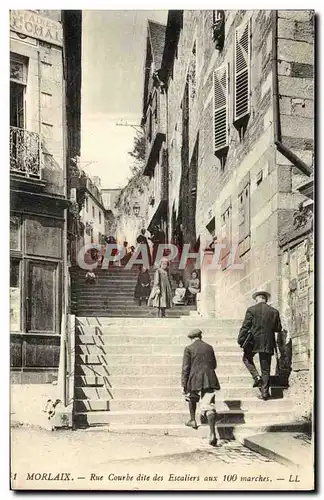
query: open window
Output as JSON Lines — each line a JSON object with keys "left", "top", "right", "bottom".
{"left": 10, "top": 54, "right": 28, "bottom": 128}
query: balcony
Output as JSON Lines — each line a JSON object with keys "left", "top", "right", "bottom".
{"left": 10, "top": 126, "right": 41, "bottom": 178}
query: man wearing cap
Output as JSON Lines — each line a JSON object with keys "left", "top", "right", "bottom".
{"left": 238, "top": 290, "right": 283, "bottom": 400}
{"left": 181, "top": 328, "right": 220, "bottom": 446}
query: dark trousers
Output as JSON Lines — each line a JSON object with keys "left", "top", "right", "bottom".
{"left": 243, "top": 350, "right": 272, "bottom": 396}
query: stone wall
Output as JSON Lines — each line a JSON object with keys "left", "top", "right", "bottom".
{"left": 10, "top": 12, "right": 65, "bottom": 196}
{"left": 276, "top": 10, "right": 314, "bottom": 241}
{"left": 166, "top": 10, "right": 314, "bottom": 321}
{"left": 114, "top": 175, "right": 151, "bottom": 247}
{"left": 167, "top": 11, "right": 279, "bottom": 318}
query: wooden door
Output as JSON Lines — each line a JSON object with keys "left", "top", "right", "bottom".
{"left": 26, "top": 260, "right": 58, "bottom": 334}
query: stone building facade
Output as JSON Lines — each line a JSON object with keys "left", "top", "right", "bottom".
{"left": 112, "top": 20, "right": 169, "bottom": 249}
{"left": 159, "top": 10, "right": 314, "bottom": 322}
{"left": 141, "top": 20, "right": 168, "bottom": 237}
{"left": 113, "top": 175, "right": 151, "bottom": 246}
{"left": 154, "top": 10, "right": 314, "bottom": 395}
{"left": 10, "top": 10, "right": 82, "bottom": 383}
{"left": 101, "top": 188, "right": 122, "bottom": 239}
{"left": 79, "top": 175, "right": 106, "bottom": 246}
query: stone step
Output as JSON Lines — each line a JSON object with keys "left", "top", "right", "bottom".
{"left": 74, "top": 363, "right": 250, "bottom": 377}
{"left": 76, "top": 317, "right": 243, "bottom": 327}
{"left": 74, "top": 397, "right": 292, "bottom": 413}
{"left": 79, "top": 421, "right": 308, "bottom": 439}
{"left": 74, "top": 307, "right": 195, "bottom": 315}
{"left": 74, "top": 353, "right": 241, "bottom": 365}
{"left": 76, "top": 325, "right": 239, "bottom": 336}
{"left": 73, "top": 276, "right": 179, "bottom": 282}
{"left": 71, "top": 267, "right": 182, "bottom": 275}
{"left": 75, "top": 333, "right": 239, "bottom": 345}
{"left": 73, "top": 310, "right": 193, "bottom": 318}
{"left": 74, "top": 373, "right": 255, "bottom": 387}
{"left": 74, "top": 304, "right": 193, "bottom": 309}
{"left": 72, "top": 287, "right": 151, "bottom": 300}
{"left": 74, "top": 385, "right": 286, "bottom": 400}
{"left": 73, "top": 408, "right": 294, "bottom": 426}
{"left": 75, "top": 342, "right": 240, "bottom": 355}
{"left": 74, "top": 300, "right": 194, "bottom": 308}
{"left": 76, "top": 335, "right": 240, "bottom": 352}
{"left": 74, "top": 289, "right": 154, "bottom": 296}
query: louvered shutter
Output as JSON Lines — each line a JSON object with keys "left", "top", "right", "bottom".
{"left": 234, "top": 21, "right": 250, "bottom": 121}
{"left": 213, "top": 64, "right": 228, "bottom": 152}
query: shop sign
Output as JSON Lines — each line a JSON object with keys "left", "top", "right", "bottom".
{"left": 10, "top": 10, "right": 63, "bottom": 47}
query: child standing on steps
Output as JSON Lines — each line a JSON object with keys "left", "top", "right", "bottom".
{"left": 148, "top": 258, "right": 172, "bottom": 317}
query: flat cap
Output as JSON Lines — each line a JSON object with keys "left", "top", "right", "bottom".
{"left": 188, "top": 328, "right": 202, "bottom": 339}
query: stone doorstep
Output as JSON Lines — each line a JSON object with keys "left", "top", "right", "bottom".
{"left": 237, "top": 432, "right": 313, "bottom": 467}
{"left": 77, "top": 422, "right": 308, "bottom": 440}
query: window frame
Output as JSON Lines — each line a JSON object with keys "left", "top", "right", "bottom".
{"left": 234, "top": 20, "right": 251, "bottom": 123}
{"left": 10, "top": 213, "right": 22, "bottom": 252}
{"left": 220, "top": 199, "right": 232, "bottom": 268}
{"left": 10, "top": 257, "right": 22, "bottom": 332}
{"left": 10, "top": 53, "right": 28, "bottom": 86}
{"left": 213, "top": 63, "right": 229, "bottom": 154}
{"left": 238, "top": 173, "right": 251, "bottom": 257}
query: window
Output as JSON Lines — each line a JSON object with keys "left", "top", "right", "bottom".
{"left": 148, "top": 109, "right": 152, "bottom": 142}
{"left": 10, "top": 215, "right": 21, "bottom": 251}
{"left": 25, "top": 216, "right": 62, "bottom": 258}
{"left": 85, "top": 197, "right": 88, "bottom": 213}
{"left": 28, "top": 261, "right": 57, "bottom": 333}
{"left": 41, "top": 123, "right": 53, "bottom": 140}
{"left": 10, "top": 55, "right": 28, "bottom": 129}
{"left": 213, "top": 64, "right": 229, "bottom": 154}
{"left": 10, "top": 259, "right": 21, "bottom": 332}
{"left": 152, "top": 92, "right": 158, "bottom": 124}
{"left": 92, "top": 205, "right": 95, "bottom": 219}
{"left": 99, "top": 211, "right": 102, "bottom": 224}
{"left": 238, "top": 182, "right": 251, "bottom": 256}
{"left": 153, "top": 162, "right": 161, "bottom": 202}
{"left": 41, "top": 92, "right": 52, "bottom": 108}
{"left": 220, "top": 201, "right": 232, "bottom": 267}
{"left": 90, "top": 228, "right": 94, "bottom": 244}
{"left": 234, "top": 21, "right": 251, "bottom": 122}
{"left": 212, "top": 10, "right": 225, "bottom": 51}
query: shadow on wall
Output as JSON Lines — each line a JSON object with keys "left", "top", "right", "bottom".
{"left": 41, "top": 140, "right": 64, "bottom": 195}
{"left": 74, "top": 322, "right": 113, "bottom": 428}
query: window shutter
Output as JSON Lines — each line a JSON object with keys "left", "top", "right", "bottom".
{"left": 213, "top": 64, "right": 228, "bottom": 152}
{"left": 234, "top": 21, "right": 250, "bottom": 121}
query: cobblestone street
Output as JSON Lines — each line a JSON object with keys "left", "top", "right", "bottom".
{"left": 10, "top": 426, "right": 303, "bottom": 491}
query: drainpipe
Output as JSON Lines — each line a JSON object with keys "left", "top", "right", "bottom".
{"left": 272, "top": 10, "right": 312, "bottom": 177}
{"left": 58, "top": 38, "right": 69, "bottom": 408}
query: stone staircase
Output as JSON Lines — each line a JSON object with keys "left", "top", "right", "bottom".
{"left": 72, "top": 316, "right": 300, "bottom": 438}
{"left": 70, "top": 266, "right": 195, "bottom": 318}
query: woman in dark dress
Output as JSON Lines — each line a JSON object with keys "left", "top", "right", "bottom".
{"left": 136, "top": 229, "right": 152, "bottom": 267}
{"left": 134, "top": 266, "right": 151, "bottom": 306}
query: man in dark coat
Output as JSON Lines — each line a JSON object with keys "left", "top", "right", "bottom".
{"left": 181, "top": 328, "right": 220, "bottom": 446}
{"left": 238, "top": 290, "right": 283, "bottom": 400}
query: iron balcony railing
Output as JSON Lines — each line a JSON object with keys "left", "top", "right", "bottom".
{"left": 10, "top": 126, "right": 41, "bottom": 178}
